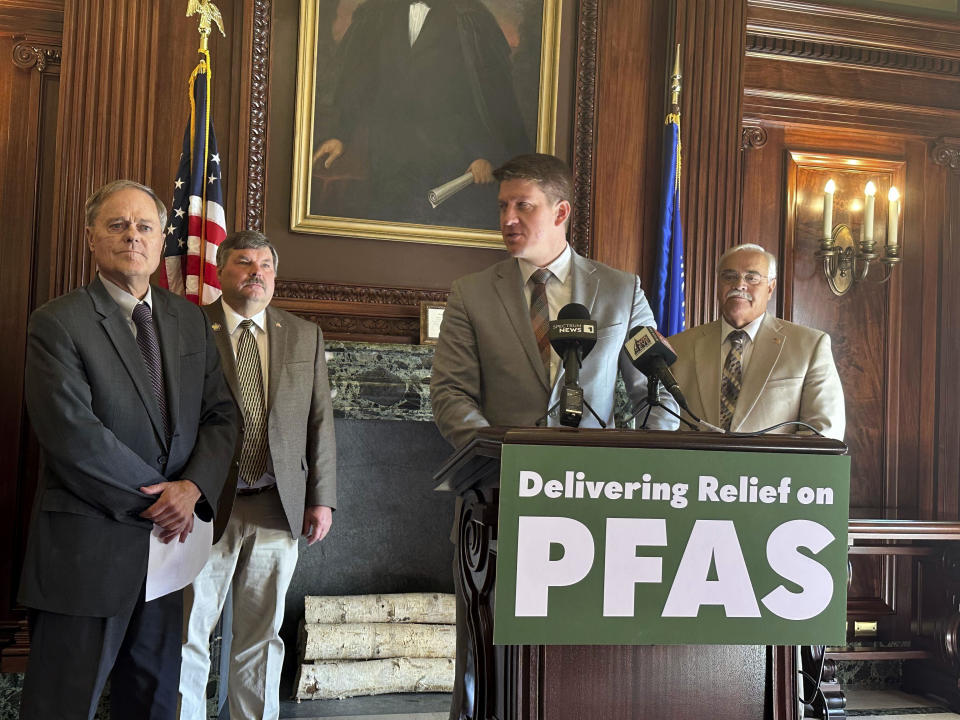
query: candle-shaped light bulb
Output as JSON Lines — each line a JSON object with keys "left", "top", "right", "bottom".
{"left": 863, "top": 181, "right": 876, "bottom": 244}
{"left": 823, "top": 179, "right": 836, "bottom": 241}
{"left": 887, "top": 186, "right": 900, "bottom": 247}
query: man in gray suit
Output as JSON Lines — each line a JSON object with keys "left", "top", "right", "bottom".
{"left": 431, "top": 153, "right": 677, "bottom": 449}
{"left": 179, "top": 231, "right": 337, "bottom": 720}
{"left": 18, "top": 180, "right": 238, "bottom": 719}
{"left": 430, "top": 154, "right": 676, "bottom": 719}
{"left": 669, "top": 243, "right": 845, "bottom": 439}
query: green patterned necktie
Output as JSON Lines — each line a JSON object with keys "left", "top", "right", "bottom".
{"left": 720, "top": 329, "right": 748, "bottom": 431}
{"left": 236, "top": 319, "right": 268, "bottom": 486}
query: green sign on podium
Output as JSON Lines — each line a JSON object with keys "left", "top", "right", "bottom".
{"left": 494, "top": 444, "right": 850, "bottom": 646}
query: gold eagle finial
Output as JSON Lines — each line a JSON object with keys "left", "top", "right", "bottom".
{"left": 187, "top": 0, "right": 226, "bottom": 47}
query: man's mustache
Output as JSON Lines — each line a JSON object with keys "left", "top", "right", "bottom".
{"left": 242, "top": 279, "right": 265, "bottom": 288}
{"left": 725, "top": 289, "right": 752, "bottom": 302}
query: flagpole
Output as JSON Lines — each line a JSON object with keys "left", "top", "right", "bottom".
{"left": 188, "top": 0, "right": 225, "bottom": 303}
{"left": 669, "top": 43, "right": 682, "bottom": 189}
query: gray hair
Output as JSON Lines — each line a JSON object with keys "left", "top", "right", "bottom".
{"left": 84, "top": 180, "right": 167, "bottom": 230}
{"left": 718, "top": 243, "right": 777, "bottom": 279}
{"left": 216, "top": 230, "right": 279, "bottom": 271}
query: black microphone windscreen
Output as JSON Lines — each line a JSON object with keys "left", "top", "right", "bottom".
{"left": 558, "top": 302, "right": 590, "bottom": 321}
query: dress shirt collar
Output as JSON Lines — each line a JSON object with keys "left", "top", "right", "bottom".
{"left": 721, "top": 312, "right": 765, "bottom": 344}
{"left": 517, "top": 242, "right": 573, "bottom": 287}
{"left": 99, "top": 273, "right": 153, "bottom": 318}
{"left": 222, "top": 300, "right": 267, "bottom": 335}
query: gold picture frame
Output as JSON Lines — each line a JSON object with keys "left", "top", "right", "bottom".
{"left": 419, "top": 301, "right": 447, "bottom": 344}
{"left": 290, "top": 0, "right": 562, "bottom": 248}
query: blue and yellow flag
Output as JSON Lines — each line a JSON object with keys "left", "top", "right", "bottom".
{"left": 652, "top": 111, "right": 685, "bottom": 335}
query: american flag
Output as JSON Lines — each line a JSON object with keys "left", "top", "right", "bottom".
{"left": 159, "top": 49, "right": 226, "bottom": 305}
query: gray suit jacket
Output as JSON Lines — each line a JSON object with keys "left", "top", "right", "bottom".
{"left": 430, "top": 250, "right": 678, "bottom": 449}
{"left": 669, "top": 315, "right": 845, "bottom": 439}
{"left": 19, "top": 277, "right": 238, "bottom": 617}
{"left": 204, "top": 300, "right": 337, "bottom": 540}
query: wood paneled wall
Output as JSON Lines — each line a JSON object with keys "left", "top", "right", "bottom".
{"left": 0, "top": 2, "right": 63, "bottom": 667}
{"left": 2, "top": 0, "right": 960, "bottom": 671}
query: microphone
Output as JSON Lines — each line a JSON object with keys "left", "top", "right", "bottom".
{"left": 623, "top": 326, "right": 690, "bottom": 412}
{"left": 548, "top": 303, "right": 597, "bottom": 427}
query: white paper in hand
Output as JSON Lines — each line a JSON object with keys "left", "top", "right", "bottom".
{"left": 145, "top": 515, "right": 213, "bottom": 601}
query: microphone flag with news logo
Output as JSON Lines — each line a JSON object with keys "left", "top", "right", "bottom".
{"left": 624, "top": 326, "right": 689, "bottom": 411}
{"left": 548, "top": 303, "right": 597, "bottom": 427}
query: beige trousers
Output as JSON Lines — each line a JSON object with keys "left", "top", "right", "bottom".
{"left": 179, "top": 489, "right": 299, "bottom": 720}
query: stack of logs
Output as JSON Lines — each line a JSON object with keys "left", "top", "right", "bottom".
{"left": 295, "top": 592, "right": 457, "bottom": 700}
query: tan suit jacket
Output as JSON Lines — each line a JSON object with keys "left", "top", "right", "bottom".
{"left": 669, "top": 315, "right": 845, "bottom": 439}
{"left": 430, "top": 250, "right": 678, "bottom": 450}
{"left": 204, "top": 300, "right": 337, "bottom": 540}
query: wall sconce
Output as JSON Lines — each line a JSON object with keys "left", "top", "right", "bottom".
{"left": 815, "top": 179, "right": 902, "bottom": 295}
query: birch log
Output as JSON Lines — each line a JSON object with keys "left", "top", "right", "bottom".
{"left": 304, "top": 593, "right": 455, "bottom": 624}
{"left": 302, "top": 622, "right": 455, "bottom": 660}
{"left": 295, "top": 658, "right": 455, "bottom": 700}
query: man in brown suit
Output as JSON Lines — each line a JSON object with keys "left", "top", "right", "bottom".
{"left": 179, "top": 230, "right": 337, "bottom": 720}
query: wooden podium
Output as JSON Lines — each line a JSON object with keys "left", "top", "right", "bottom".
{"left": 434, "top": 427, "right": 848, "bottom": 720}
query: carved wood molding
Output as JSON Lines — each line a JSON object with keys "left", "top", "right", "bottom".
{"left": 743, "top": 87, "right": 960, "bottom": 136}
{"left": 246, "top": 0, "right": 271, "bottom": 232}
{"left": 746, "top": 32, "right": 960, "bottom": 78}
{"left": 571, "top": 0, "right": 599, "bottom": 257}
{"left": 933, "top": 137, "right": 960, "bottom": 175}
{"left": 275, "top": 279, "right": 448, "bottom": 305}
{"left": 292, "top": 313, "right": 420, "bottom": 341}
{"left": 11, "top": 41, "right": 61, "bottom": 73}
{"left": 741, "top": 124, "right": 768, "bottom": 150}
{"left": 273, "top": 279, "right": 451, "bottom": 341}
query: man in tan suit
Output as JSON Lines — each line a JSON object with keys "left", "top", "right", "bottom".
{"left": 669, "top": 243, "right": 845, "bottom": 439}
{"left": 179, "top": 231, "right": 337, "bottom": 720}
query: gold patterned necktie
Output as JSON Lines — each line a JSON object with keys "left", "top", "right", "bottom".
{"left": 236, "top": 319, "right": 268, "bottom": 486}
{"left": 720, "top": 329, "right": 748, "bottom": 431}
{"left": 529, "top": 268, "right": 552, "bottom": 374}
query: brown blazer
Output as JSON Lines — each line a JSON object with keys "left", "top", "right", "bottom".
{"left": 204, "top": 300, "right": 337, "bottom": 541}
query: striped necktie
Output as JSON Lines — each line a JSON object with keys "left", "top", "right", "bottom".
{"left": 131, "top": 302, "right": 169, "bottom": 440}
{"left": 236, "top": 319, "right": 268, "bottom": 486}
{"left": 529, "top": 268, "right": 552, "bottom": 374}
{"left": 720, "top": 329, "right": 748, "bottom": 430}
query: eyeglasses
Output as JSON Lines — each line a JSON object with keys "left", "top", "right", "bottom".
{"left": 718, "top": 270, "right": 772, "bottom": 286}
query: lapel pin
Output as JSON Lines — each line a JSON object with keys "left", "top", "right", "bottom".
{"left": 211, "top": 322, "right": 223, "bottom": 331}
{"left": 275, "top": 321, "right": 282, "bottom": 328}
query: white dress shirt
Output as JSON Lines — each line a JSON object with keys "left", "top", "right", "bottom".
{"left": 99, "top": 274, "right": 154, "bottom": 338}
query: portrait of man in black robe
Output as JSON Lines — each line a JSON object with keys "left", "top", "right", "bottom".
{"left": 308, "top": 0, "right": 543, "bottom": 231}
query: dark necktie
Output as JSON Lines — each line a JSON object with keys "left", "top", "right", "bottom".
{"left": 236, "top": 319, "right": 269, "bottom": 486}
{"left": 529, "top": 269, "right": 552, "bottom": 374}
{"left": 720, "top": 329, "right": 748, "bottom": 430}
{"left": 131, "top": 302, "right": 169, "bottom": 439}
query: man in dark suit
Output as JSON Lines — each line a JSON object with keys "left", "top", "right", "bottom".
{"left": 18, "top": 180, "right": 238, "bottom": 719}
{"left": 179, "top": 231, "right": 337, "bottom": 720}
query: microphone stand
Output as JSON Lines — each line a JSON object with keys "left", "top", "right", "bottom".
{"left": 535, "top": 350, "right": 607, "bottom": 428}
{"left": 627, "top": 379, "right": 700, "bottom": 431}
{"left": 536, "top": 392, "right": 608, "bottom": 428}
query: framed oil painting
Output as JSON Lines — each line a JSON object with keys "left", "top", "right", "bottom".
{"left": 291, "top": 0, "right": 562, "bottom": 248}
